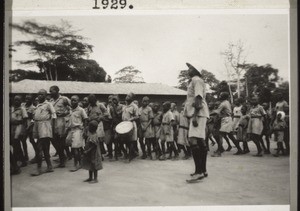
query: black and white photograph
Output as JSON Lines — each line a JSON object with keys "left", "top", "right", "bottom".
{"left": 4, "top": 1, "right": 297, "bottom": 210}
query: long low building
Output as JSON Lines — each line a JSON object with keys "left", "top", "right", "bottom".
{"left": 10, "top": 79, "right": 187, "bottom": 106}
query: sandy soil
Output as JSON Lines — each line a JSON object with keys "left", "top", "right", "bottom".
{"left": 11, "top": 140, "right": 290, "bottom": 207}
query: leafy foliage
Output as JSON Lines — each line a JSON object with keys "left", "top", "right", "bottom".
{"left": 243, "top": 63, "right": 279, "bottom": 103}
{"left": 113, "top": 66, "right": 145, "bottom": 83}
{"left": 10, "top": 20, "right": 106, "bottom": 82}
{"left": 177, "top": 70, "right": 189, "bottom": 91}
{"left": 9, "top": 69, "right": 45, "bottom": 82}
{"left": 177, "top": 69, "right": 219, "bottom": 91}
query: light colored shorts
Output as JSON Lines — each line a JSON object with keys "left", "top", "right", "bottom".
{"left": 219, "top": 117, "right": 233, "bottom": 133}
{"left": 33, "top": 120, "right": 53, "bottom": 139}
{"left": 66, "top": 128, "right": 84, "bottom": 148}
{"left": 188, "top": 117, "right": 207, "bottom": 139}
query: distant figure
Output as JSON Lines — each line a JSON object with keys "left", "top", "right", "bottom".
{"left": 271, "top": 112, "right": 287, "bottom": 157}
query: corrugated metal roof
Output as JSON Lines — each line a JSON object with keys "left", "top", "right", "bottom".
{"left": 10, "top": 79, "right": 186, "bottom": 96}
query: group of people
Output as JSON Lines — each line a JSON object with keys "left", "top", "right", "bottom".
{"left": 207, "top": 92, "right": 289, "bottom": 158}
{"left": 10, "top": 63, "right": 289, "bottom": 183}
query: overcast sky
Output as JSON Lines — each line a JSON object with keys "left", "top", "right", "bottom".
{"left": 11, "top": 13, "right": 289, "bottom": 86}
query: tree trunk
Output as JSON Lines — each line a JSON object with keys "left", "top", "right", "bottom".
{"left": 55, "top": 65, "right": 58, "bottom": 81}
{"left": 245, "top": 76, "right": 249, "bottom": 103}
{"left": 43, "top": 64, "right": 49, "bottom": 81}
{"left": 228, "top": 83, "right": 233, "bottom": 104}
{"left": 237, "top": 73, "right": 240, "bottom": 98}
{"left": 49, "top": 66, "right": 53, "bottom": 81}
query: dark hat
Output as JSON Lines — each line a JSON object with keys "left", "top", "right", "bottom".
{"left": 186, "top": 63, "right": 202, "bottom": 76}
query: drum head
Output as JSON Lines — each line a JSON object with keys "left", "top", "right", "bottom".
{"left": 116, "top": 121, "right": 133, "bottom": 134}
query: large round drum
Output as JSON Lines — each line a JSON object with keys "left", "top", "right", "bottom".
{"left": 116, "top": 121, "right": 133, "bottom": 135}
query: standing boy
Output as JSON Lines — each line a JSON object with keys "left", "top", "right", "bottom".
{"left": 122, "top": 92, "right": 139, "bottom": 162}
{"left": 110, "top": 95, "right": 126, "bottom": 160}
{"left": 31, "top": 89, "right": 56, "bottom": 176}
{"left": 152, "top": 102, "right": 163, "bottom": 159}
{"left": 49, "top": 85, "right": 71, "bottom": 167}
{"left": 138, "top": 96, "right": 155, "bottom": 159}
{"left": 66, "top": 95, "right": 88, "bottom": 171}
{"left": 160, "top": 101, "right": 178, "bottom": 160}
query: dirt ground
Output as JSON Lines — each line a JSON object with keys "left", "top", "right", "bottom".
{"left": 11, "top": 140, "right": 290, "bottom": 207}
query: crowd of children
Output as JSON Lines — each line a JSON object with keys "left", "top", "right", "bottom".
{"left": 9, "top": 85, "right": 290, "bottom": 183}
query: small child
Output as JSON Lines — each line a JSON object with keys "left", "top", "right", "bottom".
{"left": 159, "top": 101, "right": 178, "bottom": 160}
{"left": 272, "top": 111, "right": 287, "bottom": 157}
{"left": 236, "top": 105, "right": 250, "bottom": 154}
{"left": 82, "top": 120, "right": 103, "bottom": 183}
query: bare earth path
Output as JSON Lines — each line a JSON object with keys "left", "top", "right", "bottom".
{"left": 11, "top": 141, "right": 289, "bottom": 207}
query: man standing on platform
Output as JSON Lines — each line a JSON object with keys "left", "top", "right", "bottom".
{"left": 183, "top": 63, "right": 209, "bottom": 183}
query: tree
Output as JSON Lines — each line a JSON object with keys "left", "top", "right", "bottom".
{"left": 221, "top": 40, "right": 248, "bottom": 98}
{"left": 276, "top": 81, "right": 289, "bottom": 103}
{"left": 71, "top": 59, "right": 106, "bottom": 82}
{"left": 201, "top": 69, "right": 220, "bottom": 87}
{"left": 243, "top": 63, "right": 279, "bottom": 103}
{"left": 10, "top": 20, "right": 107, "bottom": 82}
{"left": 113, "top": 66, "right": 145, "bottom": 83}
{"left": 9, "top": 69, "right": 45, "bottom": 82}
{"left": 211, "top": 80, "right": 234, "bottom": 101}
{"left": 177, "top": 70, "right": 189, "bottom": 91}
{"left": 177, "top": 69, "right": 219, "bottom": 91}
